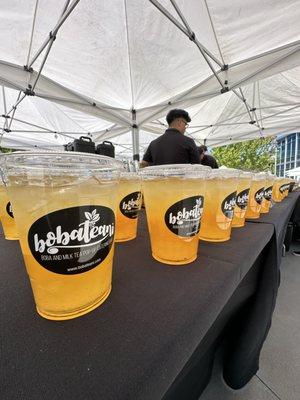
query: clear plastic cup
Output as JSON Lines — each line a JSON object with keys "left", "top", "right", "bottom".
{"left": 282, "top": 178, "right": 291, "bottom": 198}
{"left": 140, "top": 164, "right": 210, "bottom": 265}
{"left": 0, "top": 177, "right": 18, "bottom": 240}
{"left": 115, "top": 172, "right": 142, "bottom": 242}
{"left": 261, "top": 174, "right": 275, "bottom": 214}
{"left": 1, "top": 151, "right": 121, "bottom": 320}
{"left": 245, "top": 172, "right": 266, "bottom": 219}
{"left": 272, "top": 177, "right": 285, "bottom": 202}
{"left": 232, "top": 171, "right": 252, "bottom": 228}
{"left": 199, "top": 169, "right": 239, "bottom": 242}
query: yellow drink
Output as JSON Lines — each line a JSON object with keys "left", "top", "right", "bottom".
{"left": 272, "top": 178, "right": 284, "bottom": 202}
{"left": 232, "top": 173, "right": 252, "bottom": 228}
{"left": 261, "top": 178, "right": 274, "bottom": 214}
{"left": 0, "top": 184, "right": 18, "bottom": 240}
{"left": 4, "top": 152, "right": 120, "bottom": 320}
{"left": 199, "top": 177, "right": 237, "bottom": 241}
{"left": 115, "top": 175, "right": 141, "bottom": 242}
{"left": 141, "top": 166, "right": 208, "bottom": 265}
{"left": 245, "top": 175, "right": 265, "bottom": 219}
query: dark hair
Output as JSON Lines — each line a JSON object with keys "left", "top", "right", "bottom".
{"left": 166, "top": 109, "right": 191, "bottom": 125}
{"left": 198, "top": 145, "right": 207, "bottom": 154}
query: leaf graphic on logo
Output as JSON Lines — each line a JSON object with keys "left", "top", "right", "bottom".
{"left": 90, "top": 209, "right": 100, "bottom": 222}
{"left": 92, "top": 215, "right": 100, "bottom": 223}
{"left": 85, "top": 212, "right": 93, "bottom": 220}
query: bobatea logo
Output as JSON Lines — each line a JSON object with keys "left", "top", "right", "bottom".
{"left": 165, "top": 196, "right": 204, "bottom": 237}
{"left": 28, "top": 206, "right": 115, "bottom": 275}
{"left": 6, "top": 202, "right": 14, "bottom": 218}
{"left": 254, "top": 187, "right": 264, "bottom": 205}
{"left": 264, "top": 186, "right": 273, "bottom": 201}
{"left": 235, "top": 188, "right": 250, "bottom": 210}
{"left": 120, "top": 191, "right": 142, "bottom": 219}
{"left": 221, "top": 192, "right": 237, "bottom": 219}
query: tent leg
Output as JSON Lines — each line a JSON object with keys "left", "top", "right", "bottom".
{"left": 131, "top": 109, "right": 140, "bottom": 162}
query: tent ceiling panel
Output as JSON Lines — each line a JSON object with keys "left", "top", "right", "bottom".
{"left": 208, "top": 0, "right": 300, "bottom": 64}
{"left": 0, "top": 1, "right": 299, "bottom": 154}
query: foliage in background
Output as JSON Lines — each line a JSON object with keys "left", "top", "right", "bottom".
{"left": 212, "top": 137, "right": 276, "bottom": 172}
{"left": 0, "top": 147, "right": 14, "bottom": 153}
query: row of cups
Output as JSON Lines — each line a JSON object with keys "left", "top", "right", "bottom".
{"left": 0, "top": 152, "right": 295, "bottom": 320}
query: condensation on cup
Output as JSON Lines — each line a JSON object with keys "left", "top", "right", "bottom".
{"left": 2, "top": 151, "right": 122, "bottom": 320}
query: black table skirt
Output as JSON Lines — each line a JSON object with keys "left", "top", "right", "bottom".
{"left": 1, "top": 192, "right": 299, "bottom": 400}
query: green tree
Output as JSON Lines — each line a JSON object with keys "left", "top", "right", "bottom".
{"left": 0, "top": 146, "right": 14, "bottom": 153}
{"left": 212, "top": 137, "right": 276, "bottom": 172}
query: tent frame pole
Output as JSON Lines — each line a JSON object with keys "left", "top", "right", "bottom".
{"left": 231, "top": 46, "right": 300, "bottom": 89}
{"left": 149, "top": 0, "right": 223, "bottom": 68}
{"left": 4, "top": 0, "right": 80, "bottom": 127}
{"left": 131, "top": 109, "right": 140, "bottom": 162}
{"left": 27, "top": 0, "right": 80, "bottom": 69}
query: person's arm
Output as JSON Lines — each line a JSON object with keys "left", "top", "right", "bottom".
{"left": 189, "top": 140, "right": 201, "bottom": 164}
{"left": 140, "top": 143, "right": 153, "bottom": 167}
{"left": 139, "top": 160, "right": 150, "bottom": 168}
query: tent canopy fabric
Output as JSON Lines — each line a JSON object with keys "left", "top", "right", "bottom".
{"left": 0, "top": 0, "right": 300, "bottom": 156}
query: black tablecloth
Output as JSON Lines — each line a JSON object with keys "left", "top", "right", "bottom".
{"left": 1, "top": 192, "right": 299, "bottom": 400}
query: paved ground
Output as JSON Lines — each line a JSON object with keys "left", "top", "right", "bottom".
{"left": 200, "top": 240, "right": 300, "bottom": 400}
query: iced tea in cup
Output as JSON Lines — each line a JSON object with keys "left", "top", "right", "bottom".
{"left": 245, "top": 173, "right": 266, "bottom": 219}
{"left": 232, "top": 171, "right": 252, "bottom": 228}
{"left": 261, "top": 174, "right": 275, "bottom": 214}
{"left": 140, "top": 165, "right": 209, "bottom": 265}
{"left": 0, "top": 177, "right": 18, "bottom": 240}
{"left": 199, "top": 169, "right": 239, "bottom": 242}
{"left": 282, "top": 178, "right": 290, "bottom": 198}
{"left": 115, "top": 172, "right": 142, "bottom": 242}
{"left": 2, "top": 151, "right": 121, "bottom": 320}
{"left": 272, "top": 177, "right": 284, "bottom": 202}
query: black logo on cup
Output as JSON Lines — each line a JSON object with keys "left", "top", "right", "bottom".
{"left": 279, "top": 184, "right": 289, "bottom": 193}
{"left": 28, "top": 205, "right": 115, "bottom": 275}
{"left": 221, "top": 192, "right": 237, "bottom": 219}
{"left": 119, "top": 191, "right": 142, "bottom": 219}
{"left": 6, "top": 202, "right": 14, "bottom": 218}
{"left": 254, "top": 187, "right": 264, "bottom": 205}
{"left": 264, "top": 186, "right": 273, "bottom": 201}
{"left": 165, "top": 196, "right": 204, "bottom": 237}
{"left": 235, "top": 188, "right": 249, "bottom": 210}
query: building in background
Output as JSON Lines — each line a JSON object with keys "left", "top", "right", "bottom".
{"left": 276, "top": 133, "right": 300, "bottom": 177}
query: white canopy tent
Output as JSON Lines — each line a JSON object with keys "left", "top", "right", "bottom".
{"left": 0, "top": 0, "right": 300, "bottom": 157}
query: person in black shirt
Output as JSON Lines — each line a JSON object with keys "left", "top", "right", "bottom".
{"left": 140, "top": 109, "right": 200, "bottom": 167}
{"left": 198, "top": 145, "right": 219, "bottom": 169}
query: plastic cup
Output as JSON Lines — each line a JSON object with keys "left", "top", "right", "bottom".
{"left": 245, "top": 173, "right": 266, "bottom": 219}
{"left": 0, "top": 177, "right": 18, "bottom": 240}
{"left": 272, "top": 177, "right": 284, "bottom": 202}
{"left": 1, "top": 151, "right": 121, "bottom": 320}
{"left": 289, "top": 180, "right": 296, "bottom": 192}
{"left": 115, "top": 172, "right": 142, "bottom": 242}
{"left": 140, "top": 164, "right": 209, "bottom": 265}
{"left": 199, "top": 169, "right": 239, "bottom": 242}
{"left": 282, "top": 178, "right": 290, "bottom": 198}
{"left": 261, "top": 174, "right": 275, "bottom": 214}
{"left": 232, "top": 171, "right": 252, "bottom": 228}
